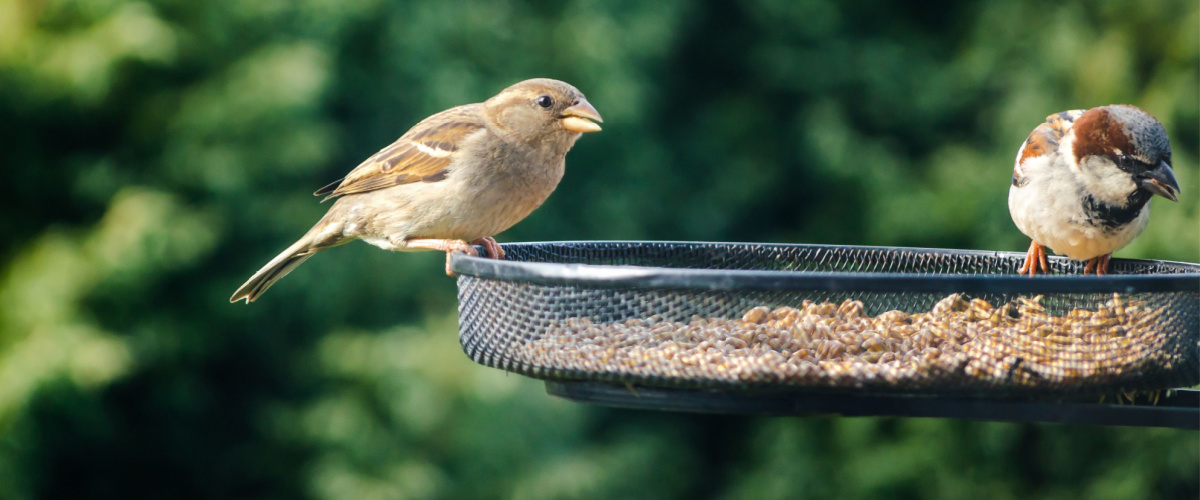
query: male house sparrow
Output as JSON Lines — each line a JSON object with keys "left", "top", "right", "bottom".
{"left": 1008, "top": 105, "right": 1179, "bottom": 276}
{"left": 230, "top": 78, "right": 602, "bottom": 303}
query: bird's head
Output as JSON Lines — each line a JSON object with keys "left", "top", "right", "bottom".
{"left": 483, "top": 78, "right": 603, "bottom": 150}
{"left": 1071, "top": 105, "right": 1179, "bottom": 206}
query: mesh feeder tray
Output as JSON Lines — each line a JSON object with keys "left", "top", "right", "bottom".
{"left": 452, "top": 242, "right": 1200, "bottom": 427}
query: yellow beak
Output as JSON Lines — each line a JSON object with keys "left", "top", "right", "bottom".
{"left": 560, "top": 98, "right": 603, "bottom": 133}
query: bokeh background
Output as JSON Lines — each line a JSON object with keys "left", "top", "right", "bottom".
{"left": 2, "top": 0, "right": 1198, "bottom": 498}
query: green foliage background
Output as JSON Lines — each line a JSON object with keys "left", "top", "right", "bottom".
{"left": 1, "top": 0, "right": 1197, "bottom": 498}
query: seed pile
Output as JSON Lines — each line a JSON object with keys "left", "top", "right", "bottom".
{"left": 515, "top": 294, "right": 1184, "bottom": 392}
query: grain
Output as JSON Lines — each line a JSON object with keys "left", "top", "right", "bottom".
{"left": 515, "top": 293, "right": 1177, "bottom": 391}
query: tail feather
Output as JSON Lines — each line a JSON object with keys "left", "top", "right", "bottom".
{"left": 230, "top": 236, "right": 319, "bottom": 303}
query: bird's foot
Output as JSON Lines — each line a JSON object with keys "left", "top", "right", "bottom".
{"left": 1017, "top": 241, "right": 1050, "bottom": 276}
{"left": 471, "top": 237, "right": 505, "bottom": 260}
{"left": 1083, "top": 254, "right": 1111, "bottom": 275}
{"left": 404, "top": 238, "right": 478, "bottom": 276}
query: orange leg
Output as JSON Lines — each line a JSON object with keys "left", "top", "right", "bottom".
{"left": 471, "top": 237, "right": 505, "bottom": 260}
{"left": 1083, "top": 254, "right": 1111, "bottom": 275}
{"left": 405, "top": 238, "right": 478, "bottom": 276}
{"left": 1017, "top": 241, "right": 1050, "bottom": 277}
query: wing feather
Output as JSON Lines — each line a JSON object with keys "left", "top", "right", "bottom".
{"left": 314, "top": 105, "right": 485, "bottom": 201}
{"left": 1013, "top": 109, "right": 1085, "bottom": 187}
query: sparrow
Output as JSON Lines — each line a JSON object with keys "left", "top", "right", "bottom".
{"left": 1008, "top": 104, "right": 1179, "bottom": 276}
{"left": 230, "top": 78, "right": 602, "bottom": 303}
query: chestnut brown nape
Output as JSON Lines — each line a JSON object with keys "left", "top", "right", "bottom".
{"left": 1073, "top": 105, "right": 1171, "bottom": 166}
{"left": 1071, "top": 107, "right": 1133, "bottom": 164}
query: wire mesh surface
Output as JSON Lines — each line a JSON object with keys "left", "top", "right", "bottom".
{"left": 453, "top": 242, "right": 1200, "bottom": 397}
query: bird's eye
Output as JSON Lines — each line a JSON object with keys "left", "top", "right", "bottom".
{"left": 1117, "top": 155, "right": 1138, "bottom": 171}
{"left": 536, "top": 95, "right": 553, "bottom": 108}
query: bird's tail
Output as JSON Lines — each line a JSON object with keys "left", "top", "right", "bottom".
{"left": 230, "top": 233, "right": 321, "bottom": 304}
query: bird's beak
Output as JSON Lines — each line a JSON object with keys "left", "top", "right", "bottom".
{"left": 560, "top": 98, "right": 603, "bottom": 133}
{"left": 1137, "top": 160, "right": 1180, "bottom": 202}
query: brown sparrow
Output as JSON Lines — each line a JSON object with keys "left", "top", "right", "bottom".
{"left": 1009, "top": 105, "right": 1179, "bottom": 276}
{"left": 231, "top": 78, "right": 602, "bottom": 303}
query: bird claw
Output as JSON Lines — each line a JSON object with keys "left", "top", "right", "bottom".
{"left": 1018, "top": 241, "right": 1049, "bottom": 277}
{"left": 1083, "top": 254, "right": 1111, "bottom": 275}
{"left": 472, "top": 237, "right": 505, "bottom": 260}
{"left": 400, "top": 238, "right": 476, "bottom": 277}
{"left": 445, "top": 241, "right": 479, "bottom": 277}
{"left": 444, "top": 237, "right": 503, "bottom": 276}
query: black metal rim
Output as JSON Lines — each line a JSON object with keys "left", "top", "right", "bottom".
{"left": 451, "top": 241, "right": 1200, "bottom": 293}
{"left": 545, "top": 381, "right": 1200, "bottom": 429}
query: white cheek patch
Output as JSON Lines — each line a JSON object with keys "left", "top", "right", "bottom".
{"left": 1081, "top": 156, "right": 1137, "bottom": 202}
{"left": 413, "top": 141, "right": 453, "bottom": 158}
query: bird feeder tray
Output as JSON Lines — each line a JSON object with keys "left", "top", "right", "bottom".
{"left": 451, "top": 241, "right": 1199, "bottom": 428}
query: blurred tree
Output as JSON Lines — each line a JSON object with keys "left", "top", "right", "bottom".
{"left": 0, "top": 0, "right": 1196, "bottom": 499}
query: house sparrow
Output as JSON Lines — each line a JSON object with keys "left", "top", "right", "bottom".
{"left": 1008, "top": 105, "right": 1179, "bottom": 276}
{"left": 230, "top": 78, "right": 602, "bottom": 303}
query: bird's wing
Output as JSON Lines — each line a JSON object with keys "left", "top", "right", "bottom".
{"left": 314, "top": 105, "right": 485, "bottom": 201}
{"left": 1012, "top": 109, "right": 1085, "bottom": 187}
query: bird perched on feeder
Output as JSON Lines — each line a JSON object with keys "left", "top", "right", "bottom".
{"left": 231, "top": 78, "right": 603, "bottom": 303}
{"left": 1008, "top": 105, "right": 1179, "bottom": 276}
